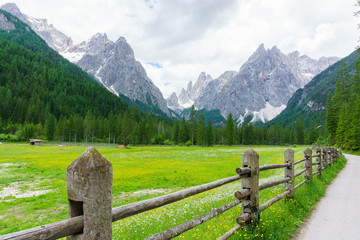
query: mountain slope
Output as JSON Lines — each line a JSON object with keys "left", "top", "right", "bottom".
{"left": 269, "top": 49, "right": 360, "bottom": 129}
{"left": 0, "top": 9, "right": 130, "bottom": 120}
{"left": 1, "top": 3, "right": 170, "bottom": 116}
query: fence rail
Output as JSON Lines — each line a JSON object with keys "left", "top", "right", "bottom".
{"left": 0, "top": 146, "right": 342, "bottom": 240}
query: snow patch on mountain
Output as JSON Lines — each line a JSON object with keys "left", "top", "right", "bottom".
{"left": 251, "top": 103, "right": 286, "bottom": 123}
{"left": 236, "top": 103, "right": 286, "bottom": 125}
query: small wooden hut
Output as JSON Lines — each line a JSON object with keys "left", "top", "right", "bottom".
{"left": 118, "top": 143, "right": 128, "bottom": 149}
{"left": 30, "top": 139, "right": 42, "bottom": 145}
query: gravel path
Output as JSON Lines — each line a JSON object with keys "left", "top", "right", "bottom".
{"left": 294, "top": 154, "right": 360, "bottom": 240}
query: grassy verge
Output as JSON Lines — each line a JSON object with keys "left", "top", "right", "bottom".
{"left": 111, "top": 155, "right": 346, "bottom": 239}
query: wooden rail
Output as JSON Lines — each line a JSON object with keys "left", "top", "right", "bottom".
{"left": 0, "top": 146, "right": 341, "bottom": 240}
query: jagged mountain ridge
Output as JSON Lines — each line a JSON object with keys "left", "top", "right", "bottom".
{"left": 0, "top": 3, "right": 73, "bottom": 52}
{"left": 1, "top": 2, "right": 170, "bottom": 116}
{"left": 168, "top": 44, "right": 339, "bottom": 123}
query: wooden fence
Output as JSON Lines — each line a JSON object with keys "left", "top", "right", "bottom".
{"left": 0, "top": 146, "right": 342, "bottom": 240}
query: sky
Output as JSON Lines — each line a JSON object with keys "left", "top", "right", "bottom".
{"left": 2, "top": 0, "right": 359, "bottom": 98}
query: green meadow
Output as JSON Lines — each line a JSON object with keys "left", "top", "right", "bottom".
{"left": 0, "top": 144, "right": 346, "bottom": 239}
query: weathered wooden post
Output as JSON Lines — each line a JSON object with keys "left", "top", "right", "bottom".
{"left": 304, "top": 148, "right": 312, "bottom": 181}
{"left": 66, "top": 147, "right": 113, "bottom": 240}
{"left": 316, "top": 147, "right": 322, "bottom": 177}
{"left": 285, "top": 148, "right": 294, "bottom": 198}
{"left": 332, "top": 148, "right": 336, "bottom": 163}
{"left": 323, "top": 147, "right": 328, "bottom": 168}
{"left": 238, "top": 149, "right": 259, "bottom": 225}
{"left": 328, "top": 148, "right": 333, "bottom": 166}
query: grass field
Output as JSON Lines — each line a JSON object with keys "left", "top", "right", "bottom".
{"left": 0, "top": 144, "right": 346, "bottom": 239}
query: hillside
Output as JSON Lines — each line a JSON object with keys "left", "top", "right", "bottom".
{"left": 0, "top": 10, "right": 174, "bottom": 143}
{"left": 0, "top": 9, "right": 168, "bottom": 118}
{"left": 269, "top": 49, "right": 360, "bottom": 129}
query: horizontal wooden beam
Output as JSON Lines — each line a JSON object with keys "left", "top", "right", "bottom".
{"left": 294, "top": 169, "right": 306, "bottom": 178}
{"left": 259, "top": 190, "right": 290, "bottom": 212}
{"left": 294, "top": 158, "right": 306, "bottom": 165}
{"left": 259, "top": 177, "right": 290, "bottom": 191}
{"left": 295, "top": 180, "right": 306, "bottom": 190}
{"left": 112, "top": 174, "right": 243, "bottom": 221}
{"left": 0, "top": 216, "right": 83, "bottom": 240}
{"left": 259, "top": 163, "right": 289, "bottom": 172}
{"left": 234, "top": 188, "right": 250, "bottom": 200}
{"left": 145, "top": 199, "right": 242, "bottom": 240}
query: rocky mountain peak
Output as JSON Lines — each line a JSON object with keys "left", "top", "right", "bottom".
{"left": 186, "top": 81, "right": 193, "bottom": 93}
{"left": 0, "top": 3, "right": 73, "bottom": 52}
{"left": 1, "top": 3, "right": 22, "bottom": 19}
{"left": 255, "top": 43, "right": 266, "bottom": 53}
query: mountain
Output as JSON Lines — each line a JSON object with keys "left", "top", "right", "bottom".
{"left": 167, "top": 72, "right": 213, "bottom": 110}
{"left": 169, "top": 44, "right": 339, "bottom": 124}
{"left": 0, "top": 9, "right": 128, "bottom": 120}
{"left": 1, "top": 3, "right": 170, "bottom": 116}
{"left": 62, "top": 33, "right": 170, "bottom": 115}
{"left": 268, "top": 49, "right": 360, "bottom": 129}
{"left": 0, "top": 3, "right": 73, "bottom": 52}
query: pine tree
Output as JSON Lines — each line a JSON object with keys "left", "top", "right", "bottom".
{"left": 225, "top": 113, "right": 234, "bottom": 145}
{"left": 336, "top": 104, "right": 348, "bottom": 147}
{"left": 206, "top": 120, "right": 214, "bottom": 146}
{"left": 178, "top": 117, "right": 189, "bottom": 144}
{"left": 326, "top": 92, "right": 337, "bottom": 144}
{"left": 295, "top": 116, "right": 304, "bottom": 144}
{"left": 196, "top": 111, "right": 206, "bottom": 146}
{"left": 307, "top": 124, "right": 318, "bottom": 145}
{"left": 173, "top": 121, "right": 180, "bottom": 144}
{"left": 189, "top": 105, "right": 197, "bottom": 145}
{"left": 45, "top": 114, "right": 56, "bottom": 140}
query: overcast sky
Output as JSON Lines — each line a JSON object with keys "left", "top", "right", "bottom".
{"left": 3, "top": 0, "right": 359, "bottom": 98}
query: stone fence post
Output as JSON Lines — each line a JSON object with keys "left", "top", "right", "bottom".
{"left": 66, "top": 147, "right": 113, "bottom": 240}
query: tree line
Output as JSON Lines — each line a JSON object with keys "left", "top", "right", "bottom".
{"left": 326, "top": 59, "right": 360, "bottom": 150}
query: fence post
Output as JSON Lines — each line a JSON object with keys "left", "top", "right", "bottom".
{"left": 284, "top": 148, "right": 294, "bottom": 198}
{"left": 66, "top": 147, "right": 113, "bottom": 240}
{"left": 329, "top": 148, "right": 333, "bottom": 165}
{"left": 304, "top": 148, "right": 312, "bottom": 181}
{"left": 316, "top": 147, "right": 322, "bottom": 177}
{"left": 240, "top": 149, "right": 259, "bottom": 225}
{"left": 322, "top": 147, "right": 328, "bottom": 168}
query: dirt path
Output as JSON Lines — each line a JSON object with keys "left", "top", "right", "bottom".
{"left": 293, "top": 154, "right": 360, "bottom": 240}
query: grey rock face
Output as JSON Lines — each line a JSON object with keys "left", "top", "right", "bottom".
{"left": 169, "top": 44, "right": 339, "bottom": 123}
{"left": 63, "top": 34, "right": 170, "bottom": 115}
{"left": 0, "top": 12, "right": 15, "bottom": 31}
{"left": 168, "top": 72, "right": 213, "bottom": 109}
{"left": 195, "top": 71, "right": 236, "bottom": 109}
{"left": 166, "top": 92, "right": 179, "bottom": 109}
{"left": 0, "top": 3, "right": 73, "bottom": 52}
{"left": 201, "top": 44, "right": 339, "bottom": 122}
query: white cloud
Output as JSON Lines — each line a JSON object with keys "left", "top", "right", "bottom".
{"left": 5, "top": 0, "right": 359, "bottom": 98}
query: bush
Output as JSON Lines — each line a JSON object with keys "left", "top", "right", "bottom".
{"left": 164, "top": 139, "right": 175, "bottom": 146}
{"left": 185, "top": 140, "right": 192, "bottom": 146}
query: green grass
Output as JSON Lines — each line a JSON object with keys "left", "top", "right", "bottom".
{"left": 0, "top": 144, "right": 346, "bottom": 239}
